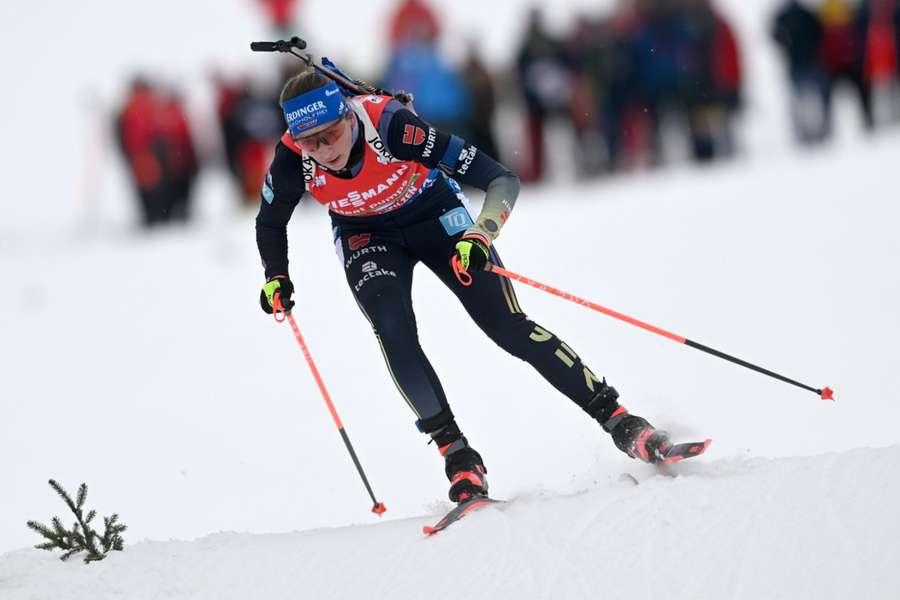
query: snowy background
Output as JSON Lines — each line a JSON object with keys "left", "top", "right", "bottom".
{"left": 2, "top": 0, "right": 899, "bottom": 598}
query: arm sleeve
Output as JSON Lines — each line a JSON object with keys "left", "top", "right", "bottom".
{"left": 255, "top": 142, "right": 307, "bottom": 280}
{"left": 380, "top": 102, "right": 520, "bottom": 242}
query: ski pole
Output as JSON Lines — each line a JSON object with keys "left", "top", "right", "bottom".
{"left": 485, "top": 264, "right": 834, "bottom": 401}
{"left": 273, "top": 295, "right": 387, "bottom": 516}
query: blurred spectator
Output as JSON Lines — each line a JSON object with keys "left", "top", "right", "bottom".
{"left": 388, "top": 0, "right": 440, "bottom": 48}
{"left": 567, "top": 14, "right": 610, "bottom": 176}
{"left": 213, "top": 75, "right": 284, "bottom": 205}
{"left": 382, "top": 40, "right": 471, "bottom": 136}
{"left": 605, "top": 0, "right": 646, "bottom": 170}
{"left": 632, "top": 0, "right": 692, "bottom": 165}
{"left": 819, "top": 0, "right": 874, "bottom": 134}
{"left": 859, "top": 0, "right": 900, "bottom": 123}
{"left": 773, "top": 0, "right": 829, "bottom": 143}
{"left": 257, "top": 0, "right": 300, "bottom": 37}
{"left": 711, "top": 6, "right": 744, "bottom": 133}
{"left": 516, "top": 8, "right": 573, "bottom": 182}
{"left": 213, "top": 73, "right": 248, "bottom": 184}
{"left": 383, "top": 0, "right": 469, "bottom": 134}
{"left": 116, "top": 79, "right": 166, "bottom": 226}
{"left": 461, "top": 42, "right": 500, "bottom": 160}
{"left": 679, "top": 0, "right": 743, "bottom": 161}
{"left": 712, "top": 3, "right": 744, "bottom": 156}
{"left": 157, "top": 91, "right": 199, "bottom": 222}
{"left": 115, "top": 78, "right": 198, "bottom": 227}
{"left": 680, "top": 0, "right": 721, "bottom": 161}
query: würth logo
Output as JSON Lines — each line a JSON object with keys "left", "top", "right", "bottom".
{"left": 402, "top": 125, "right": 427, "bottom": 146}
{"left": 349, "top": 234, "right": 372, "bottom": 251}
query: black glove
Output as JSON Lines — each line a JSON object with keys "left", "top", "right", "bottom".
{"left": 259, "top": 276, "right": 295, "bottom": 314}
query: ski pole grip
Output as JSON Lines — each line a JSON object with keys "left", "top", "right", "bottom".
{"left": 250, "top": 41, "right": 279, "bottom": 52}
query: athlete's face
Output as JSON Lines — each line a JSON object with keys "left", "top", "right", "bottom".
{"left": 293, "top": 113, "right": 354, "bottom": 171}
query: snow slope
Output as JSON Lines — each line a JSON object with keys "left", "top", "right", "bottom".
{"left": 3, "top": 446, "right": 898, "bottom": 600}
{"left": 2, "top": 126, "right": 899, "bottom": 564}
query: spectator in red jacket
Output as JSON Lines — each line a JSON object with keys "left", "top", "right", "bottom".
{"left": 388, "top": 0, "right": 440, "bottom": 48}
{"left": 860, "top": 0, "right": 900, "bottom": 123}
{"left": 157, "top": 91, "right": 199, "bottom": 222}
{"left": 257, "top": 0, "right": 300, "bottom": 37}
{"left": 116, "top": 79, "right": 169, "bottom": 227}
{"left": 115, "top": 78, "right": 201, "bottom": 227}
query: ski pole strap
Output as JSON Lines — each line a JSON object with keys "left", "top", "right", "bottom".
{"left": 452, "top": 255, "right": 473, "bottom": 287}
{"left": 273, "top": 294, "right": 287, "bottom": 323}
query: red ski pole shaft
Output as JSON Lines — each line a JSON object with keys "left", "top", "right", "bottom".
{"left": 487, "top": 265, "right": 834, "bottom": 401}
{"left": 273, "top": 296, "right": 387, "bottom": 515}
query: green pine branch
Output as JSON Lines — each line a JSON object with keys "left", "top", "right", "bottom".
{"left": 27, "top": 479, "right": 128, "bottom": 564}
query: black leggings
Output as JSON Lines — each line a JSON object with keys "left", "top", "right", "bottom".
{"left": 332, "top": 192, "right": 606, "bottom": 434}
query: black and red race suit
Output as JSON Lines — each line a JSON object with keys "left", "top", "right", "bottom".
{"left": 256, "top": 94, "right": 612, "bottom": 434}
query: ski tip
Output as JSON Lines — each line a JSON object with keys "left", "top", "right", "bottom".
{"left": 661, "top": 438, "right": 713, "bottom": 463}
{"left": 422, "top": 526, "right": 437, "bottom": 535}
{"left": 372, "top": 502, "right": 387, "bottom": 516}
{"left": 820, "top": 387, "right": 835, "bottom": 401}
{"left": 680, "top": 438, "right": 712, "bottom": 459}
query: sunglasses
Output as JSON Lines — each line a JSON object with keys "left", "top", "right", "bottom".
{"left": 292, "top": 118, "right": 346, "bottom": 152}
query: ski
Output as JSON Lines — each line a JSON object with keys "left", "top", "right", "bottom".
{"left": 623, "top": 437, "right": 713, "bottom": 483}
{"left": 660, "top": 438, "right": 712, "bottom": 463}
{"left": 422, "top": 495, "right": 503, "bottom": 536}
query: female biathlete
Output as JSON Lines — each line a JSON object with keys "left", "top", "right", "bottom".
{"left": 256, "top": 68, "right": 691, "bottom": 503}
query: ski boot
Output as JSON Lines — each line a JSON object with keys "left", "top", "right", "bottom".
{"left": 604, "top": 407, "right": 670, "bottom": 463}
{"left": 605, "top": 406, "right": 712, "bottom": 463}
{"left": 445, "top": 446, "right": 489, "bottom": 503}
{"left": 587, "top": 382, "right": 710, "bottom": 464}
{"left": 429, "top": 420, "right": 490, "bottom": 502}
{"left": 423, "top": 445, "right": 499, "bottom": 535}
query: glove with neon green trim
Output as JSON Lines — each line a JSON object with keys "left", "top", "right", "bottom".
{"left": 259, "top": 276, "right": 295, "bottom": 314}
{"left": 453, "top": 230, "right": 491, "bottom": 273}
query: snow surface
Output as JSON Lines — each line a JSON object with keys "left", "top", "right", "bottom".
{"left": 2, "top": 447, "right": 899, "bottom": 599}
{"left": 3, "top": 0, "right": 900, "bottom": 597}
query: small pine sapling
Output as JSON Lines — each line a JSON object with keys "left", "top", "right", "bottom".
{"left": 27, "top": 479, "right": 127, "bottom": 563}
